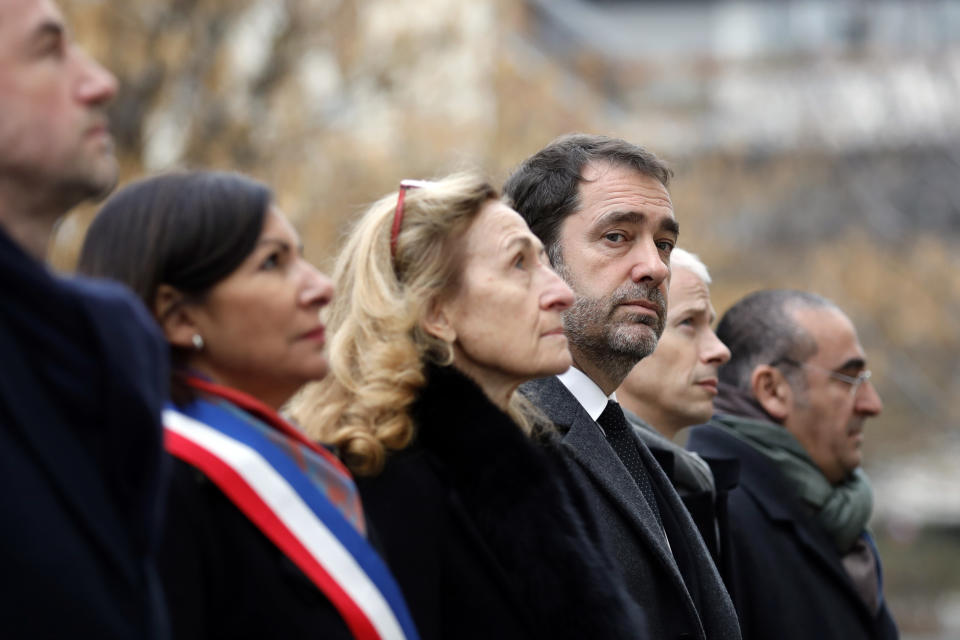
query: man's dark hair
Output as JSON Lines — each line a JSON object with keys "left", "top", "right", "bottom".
{"left": 717, "top": 289, "right": 838, "bottom": 391}
{"left": 503, "top": 133, "right": 672, "bottom": 262}
{"left": 78, "top": 170, "right": 270, "bottom": 402}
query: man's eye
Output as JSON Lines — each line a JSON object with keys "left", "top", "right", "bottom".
{"left": 514, "top": 254, "right": 525, "bottom": 269}
{"left": 604, "top": 232, "right": 626, "bottom": 243}
{"left": 657, "top": 240, "right": 675, "bottom": 253}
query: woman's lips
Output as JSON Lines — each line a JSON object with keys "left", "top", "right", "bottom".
{"left": 300, "top": 326, "right": 326, "bottom": 343}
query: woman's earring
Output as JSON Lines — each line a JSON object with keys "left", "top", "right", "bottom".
{"left": 192, "top": 334, "right": 204, "bottom": 351}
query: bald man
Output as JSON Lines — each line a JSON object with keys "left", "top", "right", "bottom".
{"left": 687, "top": 291, "right": 896, "bottom": 640}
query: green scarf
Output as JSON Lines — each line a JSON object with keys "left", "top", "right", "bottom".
{"left": 715, "top": 413, "right": 873, "bottom": 553}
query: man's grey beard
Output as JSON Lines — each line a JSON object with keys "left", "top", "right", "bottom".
{"left": 553, "top": 248, "right": 667, "bottom": 385}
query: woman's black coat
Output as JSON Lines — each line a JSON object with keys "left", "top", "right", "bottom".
{"left": 357, "top": 365, "right": 648, "bottom": 640}
{"left": 158, "top": 458, "right": 357, "bottom": 640}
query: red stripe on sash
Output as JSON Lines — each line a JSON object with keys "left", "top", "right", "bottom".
{"left": 184, "top": 376, "right": 352, "bottom": 476}
{"left": 165, "top": 430, "right": 382, "bottom": 640}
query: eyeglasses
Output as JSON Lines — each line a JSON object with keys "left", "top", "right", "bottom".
{"left": 770, "top": 357, "right": 872, "bottom": 398}
{"left": 390, "top": 179, "right": 432, "bottom": 260}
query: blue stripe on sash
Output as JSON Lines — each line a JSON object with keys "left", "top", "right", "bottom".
{"left": 180, "top": 399, "right": 419, "bottom": 640}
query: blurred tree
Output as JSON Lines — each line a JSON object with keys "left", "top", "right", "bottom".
{"left": 56, "top": 0, "right": 959, "bottom": 470}
{"left": 55, "top": 0, "right": 960, "bottom": 633}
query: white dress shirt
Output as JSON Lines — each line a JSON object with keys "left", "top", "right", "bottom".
{"left": 556, "top": 366, "right": 614, "bottom": 433}
{"left": 557, "top": 366, "right": 671, "bottom": 544}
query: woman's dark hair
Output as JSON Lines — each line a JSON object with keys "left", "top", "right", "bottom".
{"left": 77, "top": 170, "right": 271, "bottom": 402}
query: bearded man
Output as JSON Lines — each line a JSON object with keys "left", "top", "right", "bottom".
{"left": 505, "top": 134, "right": 740, "bottom": 640}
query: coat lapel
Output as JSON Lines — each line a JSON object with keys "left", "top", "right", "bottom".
{"left": 524, "top": 377, "right": 694, "bottom": 598}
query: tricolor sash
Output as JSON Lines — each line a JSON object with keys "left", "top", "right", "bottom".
{"left": 163, "top": 379, "right": 419, "bottom": 640}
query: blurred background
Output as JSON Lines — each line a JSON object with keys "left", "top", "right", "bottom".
{"left": 56, "top": 1, "right": 960, "bottom": 636}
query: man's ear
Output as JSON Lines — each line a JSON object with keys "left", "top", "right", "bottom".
{"left": 751, "top": 365, "right": 792, "bottom": 421}
{"left": 153, "top": 284, "right": 200, "bottom": 349}
{"left": 421, "top": 297, "right": 457, "bottom": 344}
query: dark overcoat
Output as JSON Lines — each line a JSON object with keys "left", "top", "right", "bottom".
{"left": 0, "top": 229, "right": 169, "bottom": 639}
{"left": 358, "top": 365, "right": 648, "bottom": 640}
{"left": 630, "top": 421, "right": 740, "bottom": 589}
{"left": 522, "top": 376, "right": 741, "bottom": 640}
{"left": 687, "top": 423, "right": 899, "bottom": 640}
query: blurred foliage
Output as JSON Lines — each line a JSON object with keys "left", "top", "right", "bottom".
{"left": 875, "top": 526, "right": 960, "bottom": 638}
{"left": 53, "top": 0, "right": 960, "bottom": 459}
{"left": 52, "top": 1, "right": 960, "bottom": 630}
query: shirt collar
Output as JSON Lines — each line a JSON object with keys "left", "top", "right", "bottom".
{"left": 556, "top": 366, "right": 616, "bottom": 422}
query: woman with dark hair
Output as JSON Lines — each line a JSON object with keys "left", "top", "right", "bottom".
{"left": 290, "top": 173, "right": 648, "bottom": 639}
{"left": 78, "top": 171, "right": 418, "bottom": 640}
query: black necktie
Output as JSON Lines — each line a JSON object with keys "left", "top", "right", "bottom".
{"left": 597, "top": 401, "right": 663, "bottom": 529}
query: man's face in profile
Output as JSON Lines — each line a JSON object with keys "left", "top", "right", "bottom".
{"left": 782, "top": 306, "right": 883, "bottom": 484}
{"left": 0, "top": 0, "right": 119, "bottom": 202}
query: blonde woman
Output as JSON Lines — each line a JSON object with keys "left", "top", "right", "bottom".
{"left": 292, "top": 174, "right": 647, "bottom": 639}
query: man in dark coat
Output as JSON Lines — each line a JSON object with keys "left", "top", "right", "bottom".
{"left": 505, "top": 134, "right": 741, "bottom": 640}
{"left": 0, "top": 1, "right": 170, "bottom": 636}
{"left": 687, "top": 290, "right": 898, "bottom": 640}
{"left": 616, "top": 248, "right": 739, "bottom": 583}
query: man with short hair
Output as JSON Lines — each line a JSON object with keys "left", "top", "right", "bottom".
{"left": 687, "top": 290, "right": 898, "bottom": 640}
{"left": 617, "top": 248, "right": 737, "bottom": 571}
{"left": 0, "top": 1, "right": 169, "bottom": 636}
{"left": 506, "top": 134, "right": 741, "bottom": 640}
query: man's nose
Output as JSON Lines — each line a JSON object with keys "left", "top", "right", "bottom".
{"left": 854, "top": 380, "right": 883, "bottom": 417}
{"left": 75, "top": 47, "right": 118, "bottom": 107}
{"left": 702, "top": 329, "right": 731, "bottom": 365}
{"left": 628, "top": 240, "right": 670, "bottom": 286}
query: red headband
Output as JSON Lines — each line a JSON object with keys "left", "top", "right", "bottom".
{"left": 390, "top": 179, "right": 432, "bottom": 260}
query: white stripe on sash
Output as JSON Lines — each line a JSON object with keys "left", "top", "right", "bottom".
{"left": 163, "top": 409, "right": 408, "bottom": 640}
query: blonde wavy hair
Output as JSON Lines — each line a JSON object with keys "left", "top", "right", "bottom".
{"left": 290, "top": 173, "right": 546, "bottom": 476}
